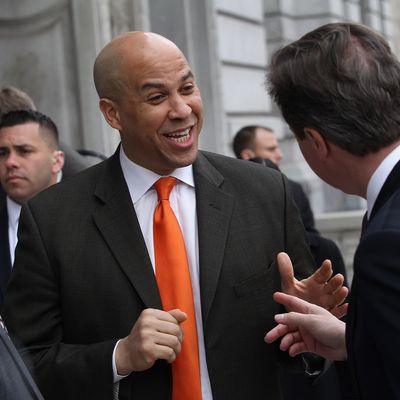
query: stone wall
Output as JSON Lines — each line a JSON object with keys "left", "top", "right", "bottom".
{"left": 0, "top": 0, "right": 397, "bottom": 219}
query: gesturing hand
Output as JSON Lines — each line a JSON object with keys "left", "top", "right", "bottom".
{"left": 115, "top": 308, "right": 187, "bottom": 375}
{"left": 278, "top": 252, "right": 348, "bottom": 317}
{"left": 265, "top": 292, "right": 347, "bottom": 361}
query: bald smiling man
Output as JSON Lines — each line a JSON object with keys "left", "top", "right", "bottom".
{"left": 3, "top": 32, "right": 347, "bottom": 400}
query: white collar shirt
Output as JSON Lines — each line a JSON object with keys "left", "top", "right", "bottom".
{"left": 6, "top": 197, "right": 22, "bottom": 266}
{"left": 366, "top": 144, "right": 400, "bottom": 219}
{"left": 118, "top": 146, "right": 212, "bottom": 399}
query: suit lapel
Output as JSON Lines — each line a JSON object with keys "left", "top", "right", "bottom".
{"left": 194, "top": 153, "right": 234, "bottom": 325}
{"left": 91, "top": 150, "right": 235, "bottom": 318}
{"left": 93, "top": 151, "right": 162, "bottom": 309}
{"left": 0, "top": 196, "right": 11, "bottom": 302}
{"left": 370, "top": 160, "right": 400, "bottom": 222}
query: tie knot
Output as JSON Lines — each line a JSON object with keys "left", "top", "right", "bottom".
{"left": 154, "top": 177, "right": 177, "bottom": 200}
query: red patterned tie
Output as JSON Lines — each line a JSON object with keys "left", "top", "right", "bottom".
{"left": 153, "top": 177, "right": 201, "bottom": 400}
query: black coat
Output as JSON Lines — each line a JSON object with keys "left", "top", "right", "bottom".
{"left": 3, "top": 150, "right": 314, "bottom": 400}
{"left": 346, "top": 160, "right": 400, "bottom": 399}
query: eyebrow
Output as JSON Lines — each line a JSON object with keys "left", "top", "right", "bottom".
{"left": 0, "top": 144, "right": 35, "bottom": 150}
{"left": 140, "top": 70, "right": 194, "bottom": 92}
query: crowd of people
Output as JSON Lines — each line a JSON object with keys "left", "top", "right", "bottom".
{"left": 0, "top": 21, "right": 399, "bottom": 400}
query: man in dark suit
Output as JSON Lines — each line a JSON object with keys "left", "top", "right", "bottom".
{"left": 3, "top": 31, "right": 347, "bottom": 400}
{"left": 0, "top": 87, "right": 91, "bottom": 304}
{"left": 265, "top": 22, "right": 400, "bottom": 400}
{"left": 0, "top": 110, "right": 64, "bottom": 307}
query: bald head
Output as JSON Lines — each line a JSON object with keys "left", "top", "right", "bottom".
{"left": 93, "top": 32, "right": 184, "bottom": 100}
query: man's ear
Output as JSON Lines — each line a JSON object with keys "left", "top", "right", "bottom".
{"left": 240, "top": 148, "right": 256, "bottom": 160}
{"left": 99, "top": 98, "right": 122, "bottom": 130}
{"left": 52, "top": 150, "right": 65, "bottom": 174}
{"left": 304, "top": 128, "right": 329, "bottom": 157}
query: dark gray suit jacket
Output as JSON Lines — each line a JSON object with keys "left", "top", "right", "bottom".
{"left": 3, "top": 149, "right": 314, "bottom": 400}
{"left": 0, "top": 194, "right": 11, "bottom": 307}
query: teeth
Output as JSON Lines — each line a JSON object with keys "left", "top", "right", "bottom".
{"left": 165, "top": 128, "right": 191, "bottom": 142}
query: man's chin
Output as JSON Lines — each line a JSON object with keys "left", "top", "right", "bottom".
{"left": 7, "top": 190, "right": 28, "bottom": 204}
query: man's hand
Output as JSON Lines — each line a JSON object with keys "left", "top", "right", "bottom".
{"left": 265, "top": 292, "right": 347, "bottom": 361}
{"left": 278, "top": 252, "right": 348, "bottom": 317}
{"left": 115, "top": 308, "right": 187, "bottom": 375}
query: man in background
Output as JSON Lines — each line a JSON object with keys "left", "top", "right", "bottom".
{"left": 0, "top": 110, "right": 64, "bottom": 306}
{"left": 265, "top": 22, "right": 400, "bottom": 400}
{"left": 232, "top": 125, "right": 347, "bottom": 279}
{"left": 233, "top": 125, "right": 315, "bottom": 230}
{"left": 0, "top": 86, "right": 91, "bottom": 179}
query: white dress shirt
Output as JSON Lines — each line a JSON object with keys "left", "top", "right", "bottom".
{"left": 366, "top": 144, "right": 400, "bottom": 218}
{"left": 6, "top": 197, "right": 22, "bottom": 266}
{"left": 113, "top": 146, "right": 212, "bottom": 399}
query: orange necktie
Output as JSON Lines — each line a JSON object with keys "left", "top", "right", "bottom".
{"left": 153, "top": 177, "right": 202, "bottom": 400}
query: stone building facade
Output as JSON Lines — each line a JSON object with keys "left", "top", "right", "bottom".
{"left": 1, "top": 0, "right": 399, "bottom": 277}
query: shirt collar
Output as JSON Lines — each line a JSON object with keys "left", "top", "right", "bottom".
{"left": 6, "top": 196, "right": 22, "bottom": 225}
{"left": 366, "top": 144, "right": 400, "bottom": 218}
{"left": 119, "top": 145, "right": 195, "bottom": 204}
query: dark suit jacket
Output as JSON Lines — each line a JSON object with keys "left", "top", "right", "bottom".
{"left": 287, "top": 179, "right": 316, "bottom": 233}
{"left": 3, "top": 149, "right": 314, "bottom": 400}
{"left": 0, "top": 321, "right": 44, "bottom": 400}
{"left": 346, "top": 160, "right": 400, "bottom": 400}
{"left": 0, "top": 193, "right": 11, "bottom": 307}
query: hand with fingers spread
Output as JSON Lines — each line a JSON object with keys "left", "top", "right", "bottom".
{"left": 278, "top": 252, "right": 348, "bottom": 317}
{"left": 265, "top": 292, "right": 347, "bottom": 361}
{"left": 115, "top": 308, "right": 187, "bottom": 375}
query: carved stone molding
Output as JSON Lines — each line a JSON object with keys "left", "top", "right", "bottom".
{"left": 0, "top": 0, "right": 68, "bottom": 37}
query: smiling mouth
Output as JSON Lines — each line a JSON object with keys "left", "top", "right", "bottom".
{"left": 164, "top": 127, "right": 191, "bottom": 143}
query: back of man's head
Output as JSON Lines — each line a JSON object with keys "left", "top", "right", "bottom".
{"left": 268, "top": 22, "right": 400, "bottom": 156}
{"left": 0, "top": 87, "right": 36, "bottom": 118}
{"left": 232, "top": 125, "right": 258, "bottom": 159}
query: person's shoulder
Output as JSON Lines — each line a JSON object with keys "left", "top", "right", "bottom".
{"left": 198, "top": 150, "right": 283, "bottom": 179}
{"left": 368, "top": 186, "right": 400, "bottom": 231}
{"left": 29, "top": 157, "right": 111, "bottom": 208}
{"left": 59, "top": 141, "right": 92, "bottom": 179}
{"left": 195, "top": 151, "right": 287, "bottom": 200}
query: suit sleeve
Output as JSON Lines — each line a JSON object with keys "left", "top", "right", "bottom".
{"left": 2, "top": 204, "right": 117, "bottom": 400}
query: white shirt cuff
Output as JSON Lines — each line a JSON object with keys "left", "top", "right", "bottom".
{"left": 112, "top": 339, "right": 131, "bottom": 383}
